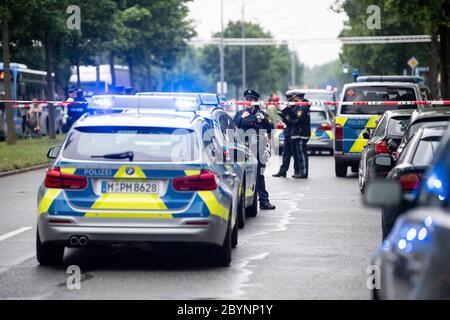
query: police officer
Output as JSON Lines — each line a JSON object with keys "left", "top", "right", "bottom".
{"left": 66, "top": 89, "right": 88, "bottom": 129}
{"left": 273, "top": 90, "right": 311, "bottom": 179}
{"left": 234, "top": 89, "right": 276, "bottom": 210}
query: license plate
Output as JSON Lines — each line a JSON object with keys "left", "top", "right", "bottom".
{"left": 101, "top": 181, "right": 159, "bottom": 194}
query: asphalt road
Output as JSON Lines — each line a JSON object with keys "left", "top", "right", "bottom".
{"left": 0, "top": 154, "right": 380, "bottom": 299}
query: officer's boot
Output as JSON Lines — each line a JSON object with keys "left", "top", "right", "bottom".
{"left": 272, "top": 172, "right": 287, "bottom": 178}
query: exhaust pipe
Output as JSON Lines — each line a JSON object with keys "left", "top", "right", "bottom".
{"left": 78, "top": 236, "right": 88, "bottom": 246}
{"left": 69, "top": 236, "right": 79, "bottom": 246}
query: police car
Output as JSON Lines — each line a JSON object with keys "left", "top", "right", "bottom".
{"left": 36, "top": 94, "right": 258, "bottom": 267}
{"left": 334, "top": 78, "right": 424, "bottom": 177}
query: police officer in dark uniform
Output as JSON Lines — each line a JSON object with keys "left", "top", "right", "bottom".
{"left": 234, "top": 89, "right": 276, "bottom": 210}
{"left": 66, "top": 89, "right": 88, "bottom": 129}
{"left": 273, "top": 90, "right": 311, "bottom": 179}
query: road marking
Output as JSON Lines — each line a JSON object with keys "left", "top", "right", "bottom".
{"left": 0, "top": 227, "right": 33, "bottom": 242}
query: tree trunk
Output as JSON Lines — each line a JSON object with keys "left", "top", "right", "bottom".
{"left": 95, "top": 55, "right": 100, "bottom": 94}
{"left": 439, "top": 24, "right": 450, "bottom": 99}
{"left": 429, "top": 30, "right": 439, "bottom": 99}
{"left": 76, "top": 62, "right": 81, "bottom": 88}
{"left": 44, "top": 32, "right": 56, "bottom": 139}
{"left": 128, "top": 58, "right": 134, "bottom": 89}
{"left": 2, "top": 16, "right": 16, "bottom": 144}
{"left": 109, "top": 51, "right": 116, "bottom": 91}
{"left": 146, "top": 65, "right": 152, "bottom": 91}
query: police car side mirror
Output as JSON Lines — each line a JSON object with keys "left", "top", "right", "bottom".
{"left": 362, "top": 129, "right": 371, "bottom": 140}
{"left": 364, "top": 179, "right": 402, "bottom": 208}
{"left": 47, "top": 145, "right": 62, "bottom": 159}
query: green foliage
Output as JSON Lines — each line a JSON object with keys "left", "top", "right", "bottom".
{"left": 201, "top": 21, "right": 302, "bottom": 98}
{"left": 334, "top": 0, "right": 431, "bottom": 75}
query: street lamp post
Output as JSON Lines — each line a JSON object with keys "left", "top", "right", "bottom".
{"left": 220, "top": 0, "right": 225, "bottom": 96}
{"left": 241, "top": 1, "right": 246, "bottom": 91}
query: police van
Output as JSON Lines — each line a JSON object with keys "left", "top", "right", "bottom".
{"left": 334, "top": 77, "right": 426, "bottom": 177}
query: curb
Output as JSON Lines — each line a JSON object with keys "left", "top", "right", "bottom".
{"left": 0, "top": 163, "right": 50, "bottom": 178}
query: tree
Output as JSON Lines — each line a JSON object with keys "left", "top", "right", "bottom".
{"left": 110, "top": 0, "right": 195, "bottom": 90}
{"left": 333, "top": 0, "right": 450, "bottom": 98}
{"left": 201, "top": 21, "right": 300, "bottom": 98}
{"left": 0, "top": 0, "right": 37, "bottom": 144}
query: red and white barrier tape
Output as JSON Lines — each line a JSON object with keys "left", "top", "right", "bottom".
{"left": 0, "top": 100, "right": 78, "bottom": 108}
{"left": 2, "top": 99, "right": 450, "bottom": 108}
{"left": 221, "top": 100, "right": 450, "bottom": 107}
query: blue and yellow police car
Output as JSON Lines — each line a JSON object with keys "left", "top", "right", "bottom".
{"left": 334, "top": 80, "right": 423, "bottom": 177}
{"left": 36, "top": 94, "right": 258, "bottom": 267}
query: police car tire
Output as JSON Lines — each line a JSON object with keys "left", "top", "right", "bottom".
{"left": 237, "top": 184, "right": 246, "bottom": 229}
{"left": 212, "top": 219, "right": 232, "bottom": 267}
{"left": 246, "top": 187, "right": 258, "bottom": 218}
{"left": 231, "top": 222, "right": 238, "bottom": 249}
{"left": 36, "top": 230, "right": 64, "bottom": 266}
{"left": 335, "top": 163, "right": 347, "bottom": 178}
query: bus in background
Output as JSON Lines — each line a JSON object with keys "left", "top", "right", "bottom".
{"left": 69, "top": 65, "right": 130, "bottom": 96}
{"left": 0, "top": 63, "right": 63, "bottom": 140}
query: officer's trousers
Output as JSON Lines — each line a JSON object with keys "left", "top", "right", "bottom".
{"left": 279, "top": 136, "right": 300, "bottom": 174}
{"left": 257, "top": 164, "right": 270, "bottom": 204}
{"left": 298, "top": 139, "right": 309, "bottom": 177}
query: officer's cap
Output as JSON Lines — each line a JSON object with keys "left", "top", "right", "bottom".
{"left": 285, "top": 90, "right": 306, "bottom": 99}
{"left": 244, "top": 89, "right": 260, "bottom": 100}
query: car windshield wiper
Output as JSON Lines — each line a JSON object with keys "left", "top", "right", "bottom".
{"left": 91, "top": 151, "right": 134, "bottom": 161}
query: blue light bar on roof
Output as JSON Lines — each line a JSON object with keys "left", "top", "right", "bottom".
{"left": 89, "top": 95, "right": 200, "bottom": 112}
{"left": 137, "top": 92, "right": 220, "bottom": 106}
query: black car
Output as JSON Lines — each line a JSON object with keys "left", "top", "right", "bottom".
{"left": 365, "top": 126, "right": 450, "bottom": 300}
{"left": 380, "top": 126, "right": 447, "bottom": 239}
{"left": 358, "top": 109, "right": 413, "bottom": 193}
{"left": 395, "top": 108, "right": 450, "bottom": 160}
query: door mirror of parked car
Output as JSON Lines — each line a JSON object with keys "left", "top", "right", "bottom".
{"left": 362, "top": 128, "right": 371, "bottom": 140}
{"left": 47, "top": 145, "right": 62, "bottom": 159}
{"left": 364, "top": 179, "right": 402, "bottom": 208}
{"left": 374, "top": 155, "right": 392, "bottom": 167}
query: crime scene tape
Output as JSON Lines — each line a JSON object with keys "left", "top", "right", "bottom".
{"left": 2, "top": 99, "right": 450, "bottom": 108}
{"left": 0, "top": 100, "right": 78, "bottom": 108}
{"left": 220, "top": 100, "right": 450, "bottom": 107}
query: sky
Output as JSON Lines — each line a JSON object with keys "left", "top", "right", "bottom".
{"left": 187, "top": 0, "right": 349, "bottom": 67}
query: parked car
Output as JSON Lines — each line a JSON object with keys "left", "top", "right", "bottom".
{"left": 381, "top": 126, "right": 447, "bottom": 239}
{"left": 359, "top": 109, "right": 414, "bottom": 193}
{"left": 395, "top": 108, "right": 450, "bottom": 160}
{"left": 364, "top": 125, "right": 450, "bottom": 299}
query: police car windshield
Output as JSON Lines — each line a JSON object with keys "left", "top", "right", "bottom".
{"left": 310, "top": 111, "right": 327, "bottom": 123}
{"left": 341, "top": 86, "right": 417, "bottom": 115}
{"left": 304, "top": 92, "right": 335, "bottom": 101}
{"left": 63, "top": 126, "right": 200, "bottom": 162}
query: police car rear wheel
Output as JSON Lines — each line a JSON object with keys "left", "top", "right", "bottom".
{"left": 36, "top": 230, "right": 64, "bottom": 266}
{"left": 237, "top": 184, "right": 246, "bottom": 229}
{"left": 231, "top": 221, "right": 238, "bottom": 249}
{"left": 246, "top": 188, "right": 258, "bottom": 218}
{"left": 211, "top": 218, "right": 232, "bottom": 267}
{"left": 335, "top": 163, "right": 347, "bottom": 178}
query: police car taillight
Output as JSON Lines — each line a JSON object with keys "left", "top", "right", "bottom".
{"left": 320, "top": 123, "right": 332, "bottom": 131}
{"left": 335, "top": 123, "right": 343, "bottom": 139}
{"left": 173, "top": 170, "right": 218, "bottom": 191}
{"left": 45, "top": 167, "right": 87, "bottom": 190}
